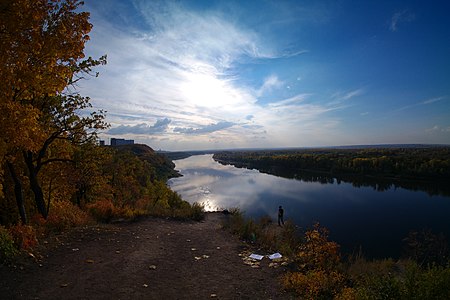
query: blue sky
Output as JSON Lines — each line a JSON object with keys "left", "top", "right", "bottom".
{"left": 79, "top": 0, "right": 450, "bottom": 150}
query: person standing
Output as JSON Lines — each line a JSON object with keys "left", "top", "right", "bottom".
{"left": 278, "top": 205, "right": 284, "bottom": 226}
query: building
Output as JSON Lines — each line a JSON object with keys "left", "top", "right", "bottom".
{"left": 110, "top": 138, "right": 134, "bottom": 146}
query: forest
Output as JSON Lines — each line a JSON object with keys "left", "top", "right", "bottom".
{"left": 213, "top": 147, "right": 450, "bottom": 196}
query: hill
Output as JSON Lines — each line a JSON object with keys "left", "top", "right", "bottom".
{"left": 111, "top": 144, "right": 181, "bottom": 180}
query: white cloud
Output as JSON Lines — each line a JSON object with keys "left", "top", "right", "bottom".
{"left": 395, "top": 95, "right": 446, "bottom": 112}
{"left": 423, "top": 96, "right": 445, "bottom": 105}
{"left": 389, "top": 9, "right": 415, "bottom": 32}
{"left": 81, "top": 1, "right": 347, "bottom": 150}
{"left": 173, "top": 121, "right": 236, "bottom": 135}
{"left": 257, "top": 75, "right": 284, "bottom": 97}
{"left": 332, "top": 88, "right": 364, "bottom": 101}
{"left": 427, "top": 125, "right": 450, "bottom": 133}
{"left": 268, "top": 94, "right": 310, "bottom": 108}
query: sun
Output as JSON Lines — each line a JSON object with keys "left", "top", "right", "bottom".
{"left": 181, "top": 72, "right": 240, "bottom": 109}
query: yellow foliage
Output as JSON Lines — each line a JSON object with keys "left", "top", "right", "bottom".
{"left": 0, "top": 0, "right": 92, "bottom": 100}
{"left": 0, "top": 0, "right": 94, "bottom": 193}
{"left": 334, "top": 287, "right": 358, "bottom": 300}
{"left": 283, "top": 223, "right": 347, "bottom": 299}
{"left": 44, "top": 200, "right": 91, "bottom": 231}
{"left": 296, "top": 223, "right": 341, "bottom": 272}
{"left": 283, "top": 269, "right": 345, "bottom": 299}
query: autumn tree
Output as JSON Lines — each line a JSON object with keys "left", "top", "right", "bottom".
{"left": 23, "top": 93, "right": 107, "bottom": 219}
{"left": 71, "top": 142, "right": 112, "bottom": 208}
{"left": 0, "top": 0, "right": 107, "bottom": 221}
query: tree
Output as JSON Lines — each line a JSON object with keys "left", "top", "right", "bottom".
{"left": 23, "top": 93, "right": 107, "bottom": 218}
{"left": 0, "top": 0, "right": 107, "bottom": 221}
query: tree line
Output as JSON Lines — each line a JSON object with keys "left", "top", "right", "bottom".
{"left": 213, "top": 147, "right": 450, "bottom": 196}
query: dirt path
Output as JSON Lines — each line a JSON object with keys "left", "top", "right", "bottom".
{"left": 0, "top": 213, "right": 291, "bottom": 299}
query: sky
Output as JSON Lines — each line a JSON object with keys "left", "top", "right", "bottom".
{"left": 79, "top": 0, "right": 450, "bottom": 151}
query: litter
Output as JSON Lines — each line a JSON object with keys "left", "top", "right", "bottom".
{"left": 249, "top": 253, "right": 264, "bottom": 260}
{"left": 268, "top": 252, "right": 282, "bottom": 260}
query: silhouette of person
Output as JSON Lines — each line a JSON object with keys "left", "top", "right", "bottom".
{"left": 278, "top": 205, "right": 284, "bottom": 226}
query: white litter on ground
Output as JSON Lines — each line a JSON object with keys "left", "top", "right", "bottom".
{"left": 249, "top": 253, "right": 264, "bottom": 260}
{"left": 268, "top": 252, "right": 282, "bottom": 260}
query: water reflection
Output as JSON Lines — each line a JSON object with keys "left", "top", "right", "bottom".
{"left": 168, "top": 155, "right": 450, "bottom": 258}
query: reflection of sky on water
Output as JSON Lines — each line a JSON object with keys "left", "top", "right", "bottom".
{"left": 168, "top": 155, "right": 450, "bottom": 258}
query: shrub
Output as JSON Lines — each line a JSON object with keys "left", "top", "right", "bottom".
{"left": 282, "top": 269, "right": 345, "bottom": 300}
{"left": 189, "top": 202, "right": 205, "bottom": 221}
{"left": 283, "top": 223, "right": 347, "bottom": 298}
{"left": 403, "top": 229, "right": 449, "bottom": 266}
{"left": 45, "top": 200, "right": 91, "bottom": 231}
{"left": 403, "top": 262, "right": 450, "bottom": 300}
{"left": 8, "top": 224, "right": 38, "bottom": 250}
{"left": 87, "top": 199, "right": 115, "bottom": 222}
{"left": 0, "top": 225, "right": 18, "bottom": 263}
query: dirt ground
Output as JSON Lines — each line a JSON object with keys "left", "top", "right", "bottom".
{"left": 0, "top": 213, "right": 293, "bottom": 299}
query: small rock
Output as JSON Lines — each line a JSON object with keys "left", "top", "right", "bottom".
{"left": 143, "top": 284, "right": 148, "bottom": 288}
{"left": 85, "top": 259, "right": 94, "bottom": 264}
{"left": 210, "top": 293, "right": 217, "bottom": 298}
{"left": 149, "top": 265, "right": 157, "bottom": 270}
{"left": 60, "top": 283, "right": 68, "bottom": 288}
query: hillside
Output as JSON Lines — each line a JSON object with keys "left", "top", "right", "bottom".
{"left": 111, "top": 144, "right": 181, "bottom": 180}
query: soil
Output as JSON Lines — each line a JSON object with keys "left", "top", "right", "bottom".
{"left": 0, "top": 213, "right": 293, "bottom": 299}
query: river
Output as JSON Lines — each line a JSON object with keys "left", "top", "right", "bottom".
{"left": 168, "top": 154, "right": 450, "bottom": 258}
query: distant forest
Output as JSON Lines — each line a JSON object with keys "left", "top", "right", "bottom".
{"left": 213, "top": 147, "right": 450, "bottom": 196}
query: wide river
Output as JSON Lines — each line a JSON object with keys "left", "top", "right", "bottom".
{"left": 168, "top": 154, "right": 450, "bottom": 258}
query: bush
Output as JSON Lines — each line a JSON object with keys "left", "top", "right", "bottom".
{"left": 346, "top": 258, "right": 450, "bottom": 300}
{"left": 189, "top": 202, "right": 205, "bottom": 221}
{"left": 282, "top": 269, "right": 345, "bottom": 300}
{"left": 8, "top": 224, "right": 38, "bottom": 250}
{"left": 0, "top": 225, "right": 17, "bottom": 263}
{"left": 43, "top": 200, "right": 91, "bottom": 231}
{"left": 282, "top": 223, "right": 347, "bottom": 299}
{"left": 403, "top": 262, "right": 450, "bottom": 300}
{"left": 87, "top": 199, "right": 115, "bottom": 222}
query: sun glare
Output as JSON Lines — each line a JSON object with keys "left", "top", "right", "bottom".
{"left": 181, "top": 73, "right": 239, "bottom": 108}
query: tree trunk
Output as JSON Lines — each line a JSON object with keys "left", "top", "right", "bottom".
{"left": 24, "top": 151, "right": 48, "bottom": 219}
{"left": 6, "top": 162, "right": 27, "bottom": 224}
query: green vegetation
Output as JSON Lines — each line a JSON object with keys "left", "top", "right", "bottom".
{"left": 0, "top": 226, "right": 18, "bottom": 263}
{"left": 223, "top": 211, "right": 450, "bottom": 299}
{"left": 214, "top": 147, "right": 450, "bottom": 196}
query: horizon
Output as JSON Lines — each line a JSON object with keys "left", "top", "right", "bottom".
{"left": 107, "top": 141, "right": 450, "bottom": 153}
{"left": 81, "top": 0, "right": 450, "bottom": 151}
